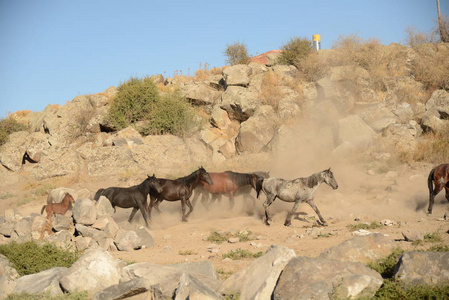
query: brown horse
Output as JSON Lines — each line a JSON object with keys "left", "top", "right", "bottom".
{"left": 427, "top": 163, "right": 449, "bottom": 214}
{"left": 41, "top": 192, "right": 75, "bottom": 220}
{"left": 192, "top": 171, "right": 267, "bottom": 209}
{"left": 148, "top": 167, "right": 213, "bottom": 222}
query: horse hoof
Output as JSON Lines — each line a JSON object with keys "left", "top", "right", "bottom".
{"left": 182, "top": 219, "right": 188, "bottom": 222}
{"left": 284, "top": 222, "right": 292, "bottom": 227}
{"left": 321, "top": 221, "right": 328, "bottom": 226}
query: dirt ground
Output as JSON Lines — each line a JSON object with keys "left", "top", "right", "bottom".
{"left": 1, "top": 160, "right": 449, "bottom": 278}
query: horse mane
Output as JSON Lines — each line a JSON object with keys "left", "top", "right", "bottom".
{"left": 226, "top": 171, "right": 252, "bottom": 187}
{"left": 304, "top": 172, "right": 323, "bottom": 188}
{"left": 179, "top": 169, "right": 202, "bottom": 185}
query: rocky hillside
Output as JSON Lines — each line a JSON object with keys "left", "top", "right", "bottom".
{"left": 2, "top": 42, "right": 449, "bottom": 186}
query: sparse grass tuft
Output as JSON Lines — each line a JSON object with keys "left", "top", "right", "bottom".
{"left": 222, "top": 248, "right": 263, "bottom": 260}
{"left": 0, "top": 117, "right": 28, "bottom": 147}
{"left": 206, "top": 229, "right": 255, "bottom": 244}
{"left": 6, "top": 291, "right": 89, "bottom": 300}
{"left": 373, "top": 279, "right": 449, "bottom": 299}
{"left": 347, "top": 221, "right": 383, "bottom": 231}
{"left": 178, "top": 250, "right": 198, "bottom": 255}
{"left": 0, "top": 241, "right": 82, "bottom": 276}
{"left": 17, "top": 196, "right": 34, "bottom": 207}
{"left": 0, "top": 192, "right": 14, "bottom": 199}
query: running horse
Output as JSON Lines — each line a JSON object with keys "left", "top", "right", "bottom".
{"left": 94, "top": 174, "right": 162, "bottom": 228}
{"left": 257, "top": 168, "right": 338, "bottom": 226}
{"left": 192, "top": 171, "right": 268, "bottom": 209}
{"left": 148, "top": 167, "right": 213, "bottom": 222}
{"left": 427, "top": 163, "right": 449, "bottom": 214}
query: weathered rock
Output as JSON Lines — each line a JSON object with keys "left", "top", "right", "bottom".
{"left": 93, "top": 277, "right": 155, "bottom": 300}
{"left": 51, "top": 214, "right": 74, "bottom": 234}
{"left": 72, "top": 198, "right": 97, "bottom": 225}
{"left": 135, "top": 227, "right": 155, "bottom": 249}
{"left": 182, "top": 82, "right": 221, "bottom": 105}
{"left": 95, "top": 196, "right": 115, "bottom": 218}
{"left": 92, "top": 216, "right": 119, "bottom": 238}
{"left": 170, "top": 261, "right": 220, "bottom": 281}
{"left": 394, "top": 251, "right": 449, "bottom": 286}
{"left": 223, "top": 64, "right": 252, "bottom": 87}
{"left": 401, "top": 230, "right": 424, "bottom": 242}
{"left": 60, "top": 248, "right": 121, "bottom": 294}
{"left": 354, "top": 102, "right": 397, "bottom": 132}
{"left": 12, "top": 267, "right": 68, "bottom": 296}
{"left": 44, "top": 230, "right": 74, "bottom": 250}
{"left": 0, "top": 254, "right": 19, "bottom": 300}
{"left": 220, "top": 245, "right": 296, "bottom": 300}
{"left": 174, "top": 272, "right": 222, "bottom": 300}
{"left": 319, "top": 233, "right": 397, "bottom": 263}
{"left": 235, "top": 105, "right": 278, "bottom": 154}
{"left": 75, "top": 224, "right": 108, "bottom": 245}
{"left": 338, "top": 115, "right": 376, "bottom": 146}
{"left": 220, "top": 86, "right": 260, "bottom": 121}
{"left": 273, "top": 256, "right": 383, "bottom": 300}
{"left": 114, "top": 229, "right": 142, "bottom": 251}
{"left": 425, "top": 89, "right": 449, "bottom": 118}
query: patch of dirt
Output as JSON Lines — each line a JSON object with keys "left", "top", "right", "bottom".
{"left": 1, "top": 161, "right": 449, "bottom": 278}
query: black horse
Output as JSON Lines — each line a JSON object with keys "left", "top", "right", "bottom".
{"left": 94, "top": 174, "right": 162, "bottom": 228}
{"left": 148, "top": 167, "right": 213, "bottom": 222}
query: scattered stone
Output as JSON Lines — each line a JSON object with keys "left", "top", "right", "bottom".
{"left": 228, "top": 237, "right": 239, "bottom": 243}
{"left": 402, "top": 230, "right": 424, "bottom": 242}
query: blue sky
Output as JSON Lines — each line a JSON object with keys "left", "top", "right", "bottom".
{"left": 1, "top": 0, "right": 448, "bottom": 117}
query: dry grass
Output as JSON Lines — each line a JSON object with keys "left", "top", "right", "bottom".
{"left": 258, "top": 70, "right": 283, "bottom": 111}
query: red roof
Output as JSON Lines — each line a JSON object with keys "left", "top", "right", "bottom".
{"left": 250, "top": 50, "right": 281, "bottom": 65}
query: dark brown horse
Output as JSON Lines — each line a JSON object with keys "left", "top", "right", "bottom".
{"left": 148, "top": 167, "right": 213, "bottom": 222}
{"left": 94, "top": 174, "right": 162, "bottom": 228}
{"left": 427, "top": 163, "right": 449, "bottom": 214}
{"left": 192, "top": 171, "right": 268, "bottom": 209}
{"left": 41, "top": 192, "right": 75, "bottom": 220}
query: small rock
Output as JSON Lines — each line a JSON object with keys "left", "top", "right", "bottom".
{"left": 352, "top": 229, "right": 371, "bottom": 236}
{"left": 228, "top": 237, "right": 239, "bottom": 243}
{"left": 381, "top": 219, "right": 396, "bottom": 226}
{"left": 402, "top": 230, "right": 424, "bottom": 242}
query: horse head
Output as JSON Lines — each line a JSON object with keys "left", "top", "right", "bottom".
{"left": 198, "top": 166, "right": 214, "bottom": 185}
{"left": 147, "top": 174, "right": 163, "bottom": 193}
{"left": 322, "top": 168, "right": 338, "bottom": 190}
{"left": 64, "top": 193, "right": 76, "bottom": 203}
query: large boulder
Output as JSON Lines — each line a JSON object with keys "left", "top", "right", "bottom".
{"left": 60, "top": 248, "right": 122, "bottom": 294}
{"left": 0, "top": 254, "right": 19, "bottom": 299}
{"left": 319, "top": 233, "right": 397, "bottom": 263}
{"left": 235, "top": 106, "right": 279, "bottom": 154}
{"left": 219, "top": 245, "right": 296, "bottom": 300}
{"left": 182, "top": 82, "right": 222, "bottom": 105}
{"left": 72, "top": 199, "right": 97, "bottom": 226}
{"left": 223, "top": 64, "right": 252, "bottom": 87}
{"left": 425, "top": 89, "right": 449, "bottom": 118}
{"left": 12, "top": 267, "right": 68, "bottom": 296}
{"left": 220, "top": 86, "right": 261, "bottom": 121}
{"left": 273, "top": 257, "right": 383, "bottom": 299}
{"left": 394, "top": 251, "right": 449, "bottom": 286}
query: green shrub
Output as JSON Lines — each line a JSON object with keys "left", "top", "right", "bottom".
{"left": 373, "top": 279, "right": 449, "bottom": 299}
{"left": 0, "top": 241, "right": 82, "bottom": 276}
{"left": 224, "top": 41, "right": 250, "bottom": 65}
{"left": 205, "top": 229, "right": 255, "bottom": 244}
{"left": 368, "top": 248, "right": 404, "bottom": 278}
{"left": 7, "top": 291, "right": 89, "bottom": 300}
{"left": 0, "top": 118, "right": 27, "bottom": 147}
{"left": 278, "top": 36, "right": 313, "bottom": 66}
{"left": 141, "top": 90, "right": 196, "bottom": 137}
{"left": 106, "top": 76, "right": 160, "bottom": 130}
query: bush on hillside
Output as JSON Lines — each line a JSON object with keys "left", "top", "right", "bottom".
{"left": 0, "top": 117, "right": 28, "bottom": 147}
{"left": 278, "top": 36, "right": 314, "bottom": 66}
{"left": 224, "top": 41, "right": 250, "bottom": 65}
{"left": 106, "top": 76, "right": 160, "bottom": 130}
{"left": 140, "top": 89, "right": 197, "bottom": 137}
{"left": 0, "top": 241, "right": 81, "bottom": 276}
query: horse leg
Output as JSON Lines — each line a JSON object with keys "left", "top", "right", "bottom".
{"left": 128, "top": 207, "right": 138, "bottom": 223}
{"left": 153, "top": 199, "right": 163, "bottom": 214}
{"left": 306, "top": 199, "right": 327, "bottom": 226}
{"left": 134, "top": 197, "right": 151, "bottom": 228}
{"left": 185, "top": 199, "right": 194, "bottom": 220}
{"left": 201, "top": 192, "right": 210, "bottom": 210}
{"left": 284, "top": 200, "right": 300, "bottom": 227}
{"left": 263, "top": 194, "right": 276, "bottom": 226}
{"left": 229, "top": 192, "right": 235, "bottom": 210}
{"left": 428, "top": 183, "right": 443, "bottom": 214}
{"left": 181, "top": 199, "right": 188, "bottom": 222}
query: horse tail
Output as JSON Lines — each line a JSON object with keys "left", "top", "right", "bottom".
{"left": 94, "top": 189, "right": 105, "bottom": 201}
{"left": 428, "top": 167, "right": 435, "bottom": 195}
{"left": 41, "top": 205, "right": 47, "bottom": 215}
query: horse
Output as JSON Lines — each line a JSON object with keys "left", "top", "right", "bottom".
{"left": 41, "top": 192, "right": 75, "bottom": 220}
{"left": 192, "top": 171, "right": 269, "bottom": 209}
{"left": 257, "top": 168, "right": 338, "bottom": 227}
{"left": 93, "top": 174, "right": 162, "bottom": 228}
{"left": 148, "top": 167, "right": 213, "bottom": 222}
{"left": 427, "top": 163, "right": 449, "bottom": 214}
